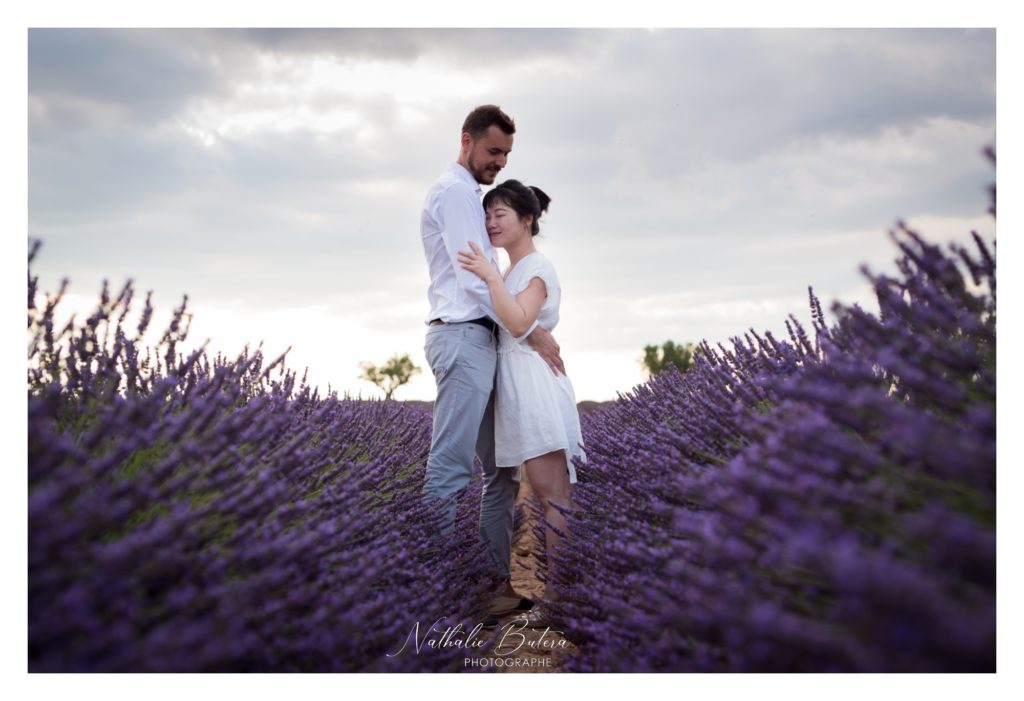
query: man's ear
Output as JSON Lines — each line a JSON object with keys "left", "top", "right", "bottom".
{"left": 460, "top": 132, "right": 472, "bottom": 152}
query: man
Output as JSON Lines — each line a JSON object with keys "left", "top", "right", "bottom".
{"left": 419, "top": 104, "right": 564, "bottom": 617}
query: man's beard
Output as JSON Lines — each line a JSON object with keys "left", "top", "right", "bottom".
{"left": 469, "top": 156, "right": 500, "bottom": 184}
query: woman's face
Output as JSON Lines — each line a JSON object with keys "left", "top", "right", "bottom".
{"left": 485, "top": 199, "right": 531, "bottom": 249}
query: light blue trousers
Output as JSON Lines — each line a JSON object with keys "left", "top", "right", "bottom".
{"left": 423, "top": 322, "right": 520, "bottom": 581}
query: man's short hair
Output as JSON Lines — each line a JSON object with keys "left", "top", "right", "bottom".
{"left": 462, "top": 104, "right": 516, "bottom": 139}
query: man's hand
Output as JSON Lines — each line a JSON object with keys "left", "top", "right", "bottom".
{"left": 526, "top": 326, "right": 565, "bottom": 376}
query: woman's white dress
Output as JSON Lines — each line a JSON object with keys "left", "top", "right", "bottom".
{"left": 494, "top": 251, "right": 585, "bottom": 481}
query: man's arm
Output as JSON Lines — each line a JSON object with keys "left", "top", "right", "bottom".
{"left": 439, "top": 185, "right": 502, "bottom": 315}
{"left": 525, "top": 325, "right": 565, "bottom": 376}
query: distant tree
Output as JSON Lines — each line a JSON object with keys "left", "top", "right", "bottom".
{"left": 641, "top": 340, "right": 696, "bottom": 378}
{"left": 359, "top": 354, "right": 421, "bottom": 400}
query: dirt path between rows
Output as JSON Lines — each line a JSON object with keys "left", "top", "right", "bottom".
{"left": 478, "top": 473, "right": 578, "bottom": 673}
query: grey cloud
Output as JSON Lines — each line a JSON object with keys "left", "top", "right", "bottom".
{"left": 497, "top": 29, "right": 995, "bottom": 176}
{"left": 28, "top": 29, "right": 228, "bottom": 123}
{"left": 29, "top": 114, "right": 440, "bottom": 309}
{"left": 236, "top": 28, "right": 588, "bottom": 65}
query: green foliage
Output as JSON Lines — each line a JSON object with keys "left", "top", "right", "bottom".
{"left": 641, "top": 340, "right": 696, "bottom": 378}
{"left": 358, "top": 353, "right": 421, "bottom": 400}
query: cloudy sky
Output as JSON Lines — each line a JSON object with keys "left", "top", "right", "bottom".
{"left": 26, "top": 28, "right": 996, "bottom": 401}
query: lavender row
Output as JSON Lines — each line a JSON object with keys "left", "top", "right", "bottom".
{"left": 28, "top": 245, "right": 495, "bottom": 672}
{"left": 550, "top": 219, "right": 995, "bottom": 671}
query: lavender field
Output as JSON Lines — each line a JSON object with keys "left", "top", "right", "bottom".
{"left": 28, "top": 246, "right": 496, "bottom": 671}
{"left": 28, "top": 185, "right": 995, "bottom": 672}
{"left": 550, "top": 220, "right": 996, "bottom": 671}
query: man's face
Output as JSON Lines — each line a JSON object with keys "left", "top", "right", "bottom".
{"left": 463, "top": 125, "right": 513, "bottom": 185}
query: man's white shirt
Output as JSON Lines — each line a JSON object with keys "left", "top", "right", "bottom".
{"left": 420, "top": 163, "right": 503, "bottom": 325}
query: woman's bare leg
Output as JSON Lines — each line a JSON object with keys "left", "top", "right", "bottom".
{"left": 524, "top": 450, "right": 572, "bottom": 601}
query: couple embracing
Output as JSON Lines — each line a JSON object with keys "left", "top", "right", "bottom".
{"left": 419, "top": 105, "right": 585, "bottom": 629}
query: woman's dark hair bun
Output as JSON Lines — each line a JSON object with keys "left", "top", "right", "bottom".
{"left": 529, "top": 186, "right": 552, "bottom": 215}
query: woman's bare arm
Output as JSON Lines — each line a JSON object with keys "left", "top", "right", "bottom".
{"left": 457, "top": 241, "right": 546, "bottom": 338}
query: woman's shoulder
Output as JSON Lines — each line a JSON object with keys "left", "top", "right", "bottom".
{"left": 524, "top": 250, "right": 557, "bottom": 274}
{"left": 522, "top": 251, "right": 560, "bottom": 290}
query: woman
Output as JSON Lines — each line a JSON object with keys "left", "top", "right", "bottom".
{"left": 458, "top": 180, "right": 585, "bottom": 624}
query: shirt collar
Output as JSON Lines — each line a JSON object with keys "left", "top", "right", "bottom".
{"left": 450, "top": 162, "right": 482, "bottom": 195}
